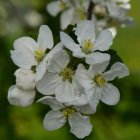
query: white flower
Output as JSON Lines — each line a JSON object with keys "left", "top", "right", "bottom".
{"left": 8, "top": 85, "right": 36, "bottom": 107}
{"left": 75, "top": 61, "right": 129, "bottom": 108}
{"left": 38, "top": 96, "right": 93, "bottom": 139}
{"left": 14, "top": 68, "right": 35, "bottom": 90}
{"left": 92, "top": 0, "right": 133, "bottom": 27}
{"left": 60, "top": 20, "right": 112, "bottom": 65}
{"left": 47, "top": 0, "right": 70, "bottom": 16}
{"left": 11, "top": 25, "right": 63, "bottom": 81}
{"left": 36, "top": 50, "right": 81, "bottom": 103}
{"left": 11, "top": 25, "right": 53, "bottom": 69}
{"left": 47, "top": 0, "right": 90, "bottom": 29}
{"left": 11, "top": 25, "right": 53, "bottom": 81}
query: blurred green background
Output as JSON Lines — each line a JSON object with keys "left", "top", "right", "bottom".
{"left": 0, "top": 0, "right": 140, "bottom": 140}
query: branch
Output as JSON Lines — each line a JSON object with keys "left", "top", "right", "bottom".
{"left": 87, "top": 0, "right": 95, "bottom": 20}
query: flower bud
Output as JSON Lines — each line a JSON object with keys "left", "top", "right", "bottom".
{"left": 15, "top": 68, "right": 35, "bottom": 90}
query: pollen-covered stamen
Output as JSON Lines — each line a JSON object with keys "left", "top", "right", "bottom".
{"left": 94, "top": 74, "right": 106, "bottom": 87}
{"left": 61, "top": 106, "right": 76, "bottom": 117}
{"left": 75, "top": 8, "right": 87, "bottom": 20}
{"left": 59, "top": 67, "right": 74, "bottom": 82}
{"left": 58, "top": 1, "right": 67, "bottom": 10}
{"left": 82, "top": 39, "right": 95, "bottom": 54}
{"left": 34, "top": 49, "right": 45, "bottom": 62}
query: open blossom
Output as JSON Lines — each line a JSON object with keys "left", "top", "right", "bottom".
{"left": 11, "top": 25, "right": 55, "bottom": 81}
{"left": 60, "top": 20, "right": 112, "bottom": 65}
{"left": 36, "top": 50, "right": 82, "bottom": 103}
{"left": 92, "top": 0, "right": 133, "bottom": 27}
{"left": 8, "top": 85, "right": 36, "bottom": 107}
{"left": 9, "top": 25, "right": 63, "bottom": 107}
{"left": 75, "top": 61, "right": 129, "bottom": 109}
{"left": 38, "top": 96, "right": 94, "bottom": 139}
{"left": 47, "top": 0, "right": 90, "bottom": 29}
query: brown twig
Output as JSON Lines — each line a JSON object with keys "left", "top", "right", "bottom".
{"left": 87, "top": 0, "right": 95, "bottom": 20}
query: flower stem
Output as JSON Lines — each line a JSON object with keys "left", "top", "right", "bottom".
{"left": 87, "top": 0, "right": 95, "bottom": 20}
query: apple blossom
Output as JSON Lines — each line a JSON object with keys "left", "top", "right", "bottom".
{"left": 75, "top": 61, "right": 129, "bottom": 108}
{"left": 60, "top": 20, "right": 112, "bottom": 65}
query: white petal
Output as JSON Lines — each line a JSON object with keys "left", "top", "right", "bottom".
{"left": 60, "top": 9, "right": 74, "bottom": 30}
{"left": 36, "top": 72, "right": 61, "bottom": 95}
{"left": 108, "top": 27, "right": 117, "bottom": 38}
{"left": 11, "top": 37, "right": 38, "bottom": 69}
{"left": 75, "top": 20, "right": 96, "bottom": 44}
{"left": 86, "top": 52, "right": 110, "bottom": 65}
{"left": 75, "top": 64, "right": 93, "bottom": 89}
{"left": 85, "top": 86, "right": 100, "bottom": 109}
{"left": 37, "top": 96, "right": 64, "bottom": 110}
{"left": 37, "top": 25, "right": 54, "bottom": 50}
{"left": 115, "top": 0, "right": 130, "bottom": 3}
{"left": 101, "top": 83, "right": 120, "bottom": 105}
{"left": 68, "top": 113, "right": 92, "bottom": 139}
{"left": 46, "top": 1, "right": 62, "bottom": 16}
{"left": 8, "top": 85, "right": 35, "bottom": 107}
{"left": 78, "top": 104, "right": 97, "bottom": 115}
{"left": 45, "top": 42, "right": 63, "bottom": 62}
{"left": 47, "top": 50, "right": 70, "bottom": 73}
{"left": 43, "top": 110, "right": 66, "bottom": 131}
{"left": 13, "top": 37, "right": 38, "bottom": 51}
{"left": 103, "top": 62, "right": 129, "bottom": 81}
{"left": 94, "top": 29, "right": 113, "bottom": 51}
{"left": 88, "top": 60, "right": 109, "bottom": 75}
{"left": 67, "top": 94, "right": 88, "bottom": 106}
{"left": 35, "top": 61, "right": 47, "bottom": 81}
{"left": 55, "top": 81, "right": 78, "bottom": 103}
{"left": 107, "top": 1, "right": 120, "bottom": 17}
{"left": 15, "top": 68, "right": 35, "bottom": 90}
{"left": 60, "top": 32, "right": 84, "bottom": 58}
{"left": 120, "top": 3, "right": 131, "bottom": 10}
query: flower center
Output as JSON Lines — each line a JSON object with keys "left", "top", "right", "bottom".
{"left": 58, "top": 1, "right": 67, "bottom": 10}
{"left": 94, "top": 74, "right": 106, "bottom": 87}
{"left": 82, "top": 40, "right": 95, "bottom": 54}
{"left": 59, "top": 67, "right": 74, "bottom": 82}
{"left": 61, "top": 106, "right": 76, "bottom": 117}
{"left": 34, "top": 49, "right": 45, "bottom": 62}
{"left": 75, "top": 8, "right": 87, "bottom": 20}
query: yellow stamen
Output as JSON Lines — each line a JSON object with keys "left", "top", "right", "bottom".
{"left": 94, "top": 74, "right": 106, "bottom": 87}
{"left": 34, "top": 49, "right": 45, "bottom": 62}
{"left": 58, "top": 1, "right": 67, "bottom": 10}
{"left": 82, "top": 40, "right": 95, "bottom": 54}
{"left": 75, "top": 8, "right": 87, "bottom": 20}
{"left": 62, "top": 107, "right": 76, "bottom": 117}
{"left": 59, "top": 67, "right": 74, "bottom": 82}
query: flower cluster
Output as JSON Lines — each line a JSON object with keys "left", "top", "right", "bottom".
{"left": 8, "top": 20, "right": 129, "bottom": 138}
{"left": 47, "top": 0, "right": 133, "bottom": 35}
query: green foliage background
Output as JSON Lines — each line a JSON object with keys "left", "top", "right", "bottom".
{"left": 0, "top": 0, "right": 140, "bottom": 140}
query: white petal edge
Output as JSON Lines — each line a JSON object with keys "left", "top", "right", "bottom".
{"left": 103, "top": 62, "right": 129, "bottom": 81}
{"left": 47, "top": 50, "right": 70, "bottom": 73}
{"left": 37, "top": 25, "right": 54, "bottom": 50}
{"left": 60, "top": 32, "right": 84, "bottom": 58}
{"left": 37, "top": 96, "right": 64, "bottom": 110}
{"left": 55, "top": 81, "right": 78, "bottom": 103}
{"left": 60, "top": 8, "right": 74, "bottom": 30}
{"left": 101, "top": 83, "right": 120, "bottom": 105}
{"left": 36, "top": 72, "right": 61, "bottom": 95}
{"left": 43, "top": 110, "right": 66, "bottom": 131}
{"left": 94, "top": 29, "right": 113, "bottom": 51}
{"left": 75, "top": 20, "right": 96, "bottom": 44}
{"left": 86, "top": 52, "right": 110, "bottom": 65}
{"left": 68, "top": 112, "right": 92, "bottom": 139}
{"left": 46, "top": 1, "right": 62, "bottom": 16}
